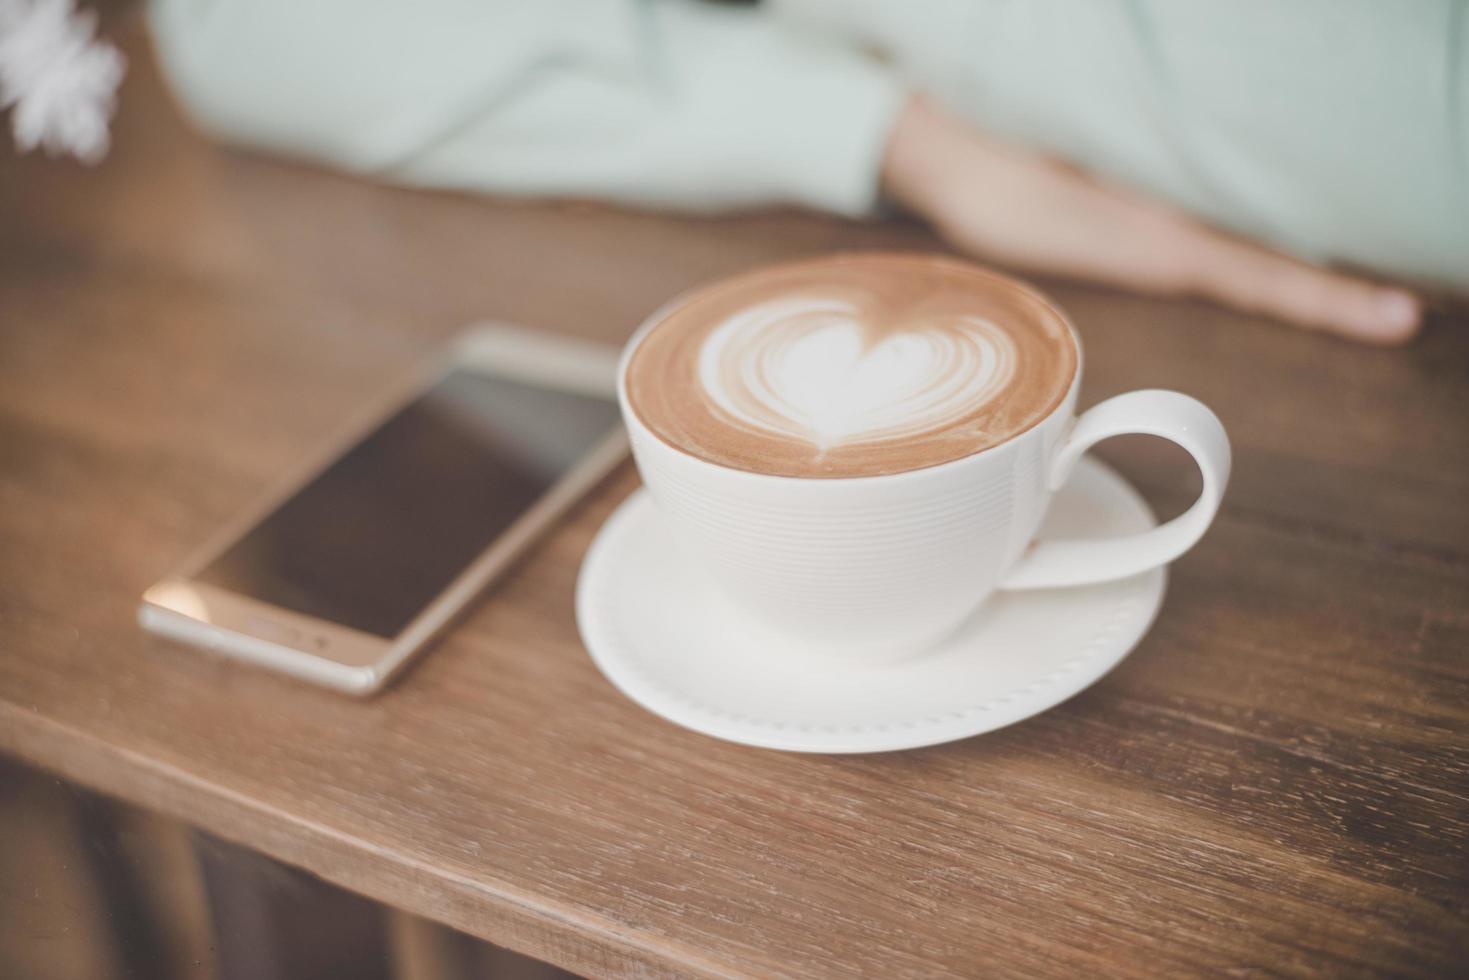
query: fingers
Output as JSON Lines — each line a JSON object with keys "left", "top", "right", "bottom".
{"left": 1172, "top": 227, "right": 1423, "bottom": 346}
{"left": 974, "top": 164, "right": 1426, "bottom": 345}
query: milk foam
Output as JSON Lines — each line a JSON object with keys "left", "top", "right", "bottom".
{"left": 697, "top": 296, "right": 1018, "bottom": 451}
{"left": 624, "top": 253, "right": 1077, "bottom": 478}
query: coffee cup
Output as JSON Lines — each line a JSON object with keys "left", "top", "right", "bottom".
{"left": 618, "top": 254, "right": 1230, "bottom": 661}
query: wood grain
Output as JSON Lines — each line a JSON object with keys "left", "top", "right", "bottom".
{"left": 2, "top": 19, "right": 1467, "bottom": 979}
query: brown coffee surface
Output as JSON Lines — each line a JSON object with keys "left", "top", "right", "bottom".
{"left": 626, "top": 253, "right": 1078, "bottom": 478}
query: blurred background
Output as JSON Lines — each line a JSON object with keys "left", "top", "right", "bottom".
{"left": 1, "top": 756, "right": 572, "bottom": 979}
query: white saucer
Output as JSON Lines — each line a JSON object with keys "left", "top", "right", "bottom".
{"left": 576, "top": 458, "right": 1166, "bottom": 754}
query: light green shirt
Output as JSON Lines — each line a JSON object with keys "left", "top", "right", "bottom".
{"left": 150, "top": 0, "right": 1468, "bottom": 287}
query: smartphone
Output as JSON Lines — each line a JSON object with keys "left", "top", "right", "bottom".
{"left": 140, "top": 324, "right": 627, "bottom": 694}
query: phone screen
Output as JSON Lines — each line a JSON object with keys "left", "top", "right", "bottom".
{"left": 194, "top": 369, "right": 620, "bottom": 638}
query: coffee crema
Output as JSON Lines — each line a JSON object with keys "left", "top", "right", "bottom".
{"left": 625, "top": 253, "right": 1078, "bottom": 478}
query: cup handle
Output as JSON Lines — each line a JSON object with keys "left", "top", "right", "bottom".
{"left": 1000, "top": 389, "right": 1231, "bottom": 590}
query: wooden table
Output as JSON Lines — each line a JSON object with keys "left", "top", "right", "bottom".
{"left": 3, "top": 22, "right": 1466, "bottom": 979}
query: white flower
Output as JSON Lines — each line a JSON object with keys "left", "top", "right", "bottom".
{"left": 0, "top": 0, "right": 125, "bottom": 164}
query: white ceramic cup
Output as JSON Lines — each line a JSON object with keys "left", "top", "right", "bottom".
{"left": 618, "top": 282, "right": 1231, "bottom": 662}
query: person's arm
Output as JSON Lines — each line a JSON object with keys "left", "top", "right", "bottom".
{"left": 148, "top": 0, "right": 906, "bottom": 217}
{"left": 881, "top": 96, "right": 1422, "bottom": 345}
{"left": 151, "top": 0, "right": 1426, "bottom": 344}
{"left": 778, "top": 0, "right": 1446, "bottom": 344}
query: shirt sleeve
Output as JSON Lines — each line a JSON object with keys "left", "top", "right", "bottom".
{"left": 147, "top": 0, "right": 908, "bottom": 217}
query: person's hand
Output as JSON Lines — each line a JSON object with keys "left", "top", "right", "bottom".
{"left": 881, "top": 96, "right": 1422, "bottom": 345}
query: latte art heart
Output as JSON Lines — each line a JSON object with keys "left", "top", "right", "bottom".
{"left": 698, "top": 297, "right": 1018, "bottom": 450}
{"left": 625, "top": 254, "right": 1078, "bottom": 478}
